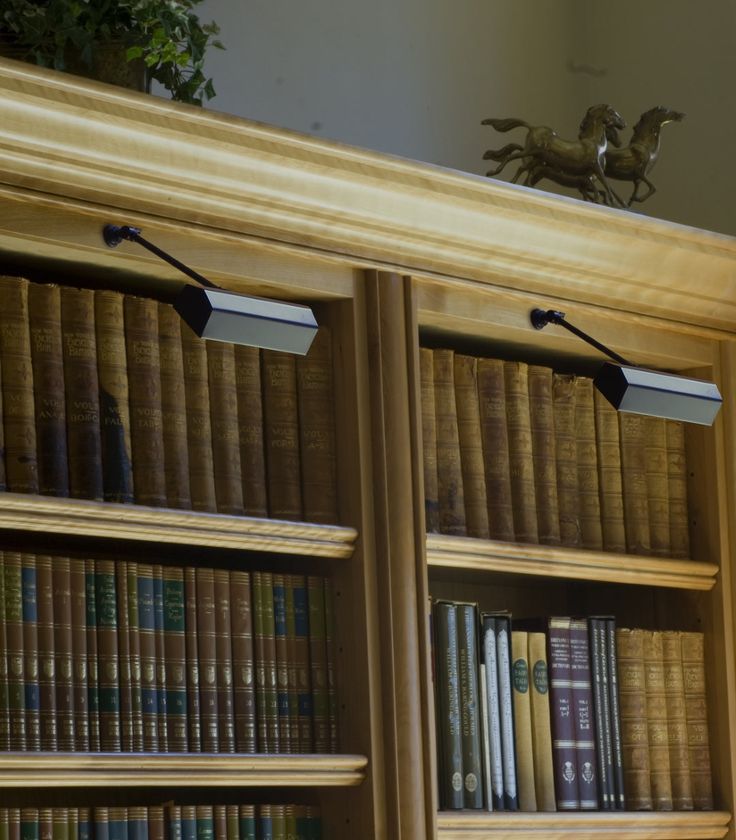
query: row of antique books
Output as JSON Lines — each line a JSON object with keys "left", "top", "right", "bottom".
{"left": 0, "top": 276, "right": 337, "bottom": 523}
{"left": 432, "top": 602, "right": 713, "bottom": 812}
{"left": 0, "top": 804, "right": 322, "bottom": 840}
{"left": 420, "top": 348, "right": 690, "bottom": 557}
{"left": 0, "top": 551, "right": 337, "bottom": 754}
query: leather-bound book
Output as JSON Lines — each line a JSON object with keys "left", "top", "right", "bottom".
{"left": 20, "top": 810, "right": 39, "bottom": 840}
{"left": 553, "top": 374, "right": 581, "bottom": 547}
{"left": 39, "top": 808, "right": 52, "bottom": 840}
{"left": 230, "top": 570, "right": 256, "bottom": 753}
{"left": 643, "top": 631, "right": 673, "bottom": 810}
{"left": 238, "top": 806, "right": 256, "bottom": 840}
{"left": 661, "top": 631, "right": 693, "bottom": 809}
{"left": 588, "top": 617, "right": 614, "bottom": 809}
{"left": 84, "top": 559, "right": 100, "bottom": 752}
{"left": 36, "top": 555, "right": 56, "bottom": 750}
{"left": 454, "top": 355, "right": 489, "bottom": 538}
{"left": 273, "top": 574, "right": 291, "bottom": 751}
{"left": 644, "top": 417, "right": 671, "bottom": 557}
{"left": 233, "top": 346, "right": 268, "bottom": 517}
{"left": 0, "top": 276, "right": 38, "bottom": 493}
{"left": 504, "top": 361, "right": 537, "bottom": 543}
{"left": 158, "top": 303, "right": 191, "bottom": 509}
{"left": 433, "top": 349, "right": 466, "bottom": 536}
{"left": 126, "top": 562, "right": 144, "bottom": 752}
{"left": 182, "top": 805, "right": 196, "bottom": 840}
{"left": 70, "top": 558, "right": 89, "bottom": 750}
{"left": 214, "top": 567, "right": 236, "bottom": 752}
{"left": 95, "top": 559, "right": 120, "bottom": 751}
{"left": 666, "top": 421, "right": 690, "bottom": 559}
{"left": 528, "top": 366, "right": 560, "bottom": 545}
{"left": 292, "top": 575, "right": 313, "bottom": 751}
{"left": 284, "top": 575, "right": 301, "bottom": 752}
{"left": 184, "top": 566, "right": 201, "bottom": 752}
{"left": 606, "top": 618, "right": 626, "bottom": 809}
{"left": 28, "top": 283, "right": 69, "bottom": 497}
{"left": 261, "top": 350, "right": 302, "bottom": 520}
{"left": 261, "top": 572, "right": 280, "bottom": 751}
{"left": 213, "top": 807, "right": 226, "bottom": 840}
{"left": 616, "top": 627, "right": 652, "bottom": 809}
{"left": 574, "top": 378, "right": 603, "bottom": 550}
{"left": 593, "top": 390, "right": 627, "bottom": 553}
{"left": 511, "top": 630, "right": 536, "bottom": 811}
{"left": 166, "top": 806, "right": 182, "bottom": 840}
{"left": 296, "top": 326, "right": 339, "bottom": 524}
{"left": 95, "top": 290, "right": 134, "bottom": 504}
{"left": 21, "top": 554, "right": 40, "bottom": 751}
{"left": 619, "top": 414, "right": 651, "bottom": 555}
{"left": 270, "top": 807, "right": 285, "bottom": 840}
{"left": 137, "top": 564, "right": 158, "bottom": 750}
{"left": 195, "top": 566, "right": 218, "bottom": 752}
{"left": 180, "top": 325, "right": 216, "bottom": 511}
{"left": 420, "top": 347, "right": 440, "bottom": 532}
{"left": 108, "top": 807, "right": 126, "bottom": 840}
{"left": 207, "top": 342, "right": 244, "bottom": 515}
{"left": 308, "top": 574, "right": 329, "bottom": 754}
{"left": 434, "top": 600, "right": 463, "bottom": 809}
{"left": 52, "top": 808, "right": 68, "bottom": 840}
{"left": 162, "top": 564, "right": 187, "bottom": 751}
{"left": 52, "top": 556, "right": 74, "bottom": 750}
{"left": 680, "top": 632, "right": 713, "bottom": 810}
{"left": 546, "top": 617, "right": 579, "bottom": 810}
{"left": 60, "top": 287, "right": 103, "bottom": 500}
{"left": 257, "top": 806, "right": 271, "bottom": 840}
{"left": 253, "top": 571, "right": 269, "bottom": 751}
{"left": 124, "top": 295, "right": 166, "bottom": 507}
{"left": 153, "top": 565, "right": 168, "bottom": 751}
{"left": 477, "top": 358, "right": 515, "bottom": 541}
{"left": 0, "top": 555, "right": 8, "bottom": 750}
{"left": 148, "top": 807, "right": 164, "bottom": 840}
{"left": 324, "top": 577, "right": 338, "bottom": 753}
{"left": 226, "top": 805, "right": 238, "bottom": 840}
{"left": 569, "top": 618, "right": 598, "bottom": 809}
{"left": 128, "top": 808, "right": 148, "bottom": 840}
{"left": 0, "top": 364, "right": 5, "bottom": 491}
{"left": 457, "top": 602, "right": 483, "bottom": 808}
{"left": 528, "top": 631, "right": 555, "bottom": 811}
{"left": 115, "top": 562, "right": 132, "bottom": 752}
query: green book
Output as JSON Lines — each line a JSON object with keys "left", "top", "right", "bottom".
{"left": 163, "top": 566, "right": 187, "bottom": 751}
{"left": 21, "top": 555, "right": 40, "bottom": 750}
{"left": 195, "top": 808, "right": 213, "bottom": 840}
{"left": 126, "top": 562, "right": 144, "bottom": 751}
{"left": 238, "top": 806, "right": 255, "bottom": 840}
{"left": 20, "top": 810, "right": 38, "bottom": 840}
{"left": 96, "top": 560, "right": 120, "bottom": 750}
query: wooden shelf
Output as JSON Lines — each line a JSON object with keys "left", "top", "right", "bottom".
{"left": 436, "top": 810, "right": 732, "bottom": 839}
{"left": 0, "top": 493, "right": 357, "bottom": 558}
{"left": 0, "top": 753, "right": 368, "bottom": 787}
{"left": 426, "top": 534, "right": 719, "bottom": 590}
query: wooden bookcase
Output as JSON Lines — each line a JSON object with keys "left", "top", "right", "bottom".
{"left": 0, "top": 57, "right": 735, "bottom": 840}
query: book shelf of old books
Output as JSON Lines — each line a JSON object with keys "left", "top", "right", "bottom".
{"left": 0, "top": 57, "right": 735, "bottom": 840}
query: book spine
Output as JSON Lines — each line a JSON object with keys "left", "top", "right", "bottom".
{"left": 128, "top": 808, "right": 148, "bottom": 840}
{"left": 284, "top": 575, "right": 301, "bottom": 752}
{"left": 666, "top": 421, "right": 690, "bottom": 558}
{"left": 181, "top": 806, "right": 196, "bottom": 840}
{"left": 238, "top": 807, "right": 255, "bottom": 840}
{"left": 84, "top": 559, "right": 100, "bottom": 752}
{"left": 163, "top": 564, "right": 187, "bottom": 752}
{"left": 115, "top": 561, "right": 133, "bottom": 752}
{"left": 95, "top": 289, "right": 134, "bottom": 504}
{"left": 308, "top": 574, "right": 328, "bottom": 754}
{"left": 528, "top": 631, "right": 555, "bottom": 812}
{"left": 39, "top": 810, "right": 51, "bottom": 840}
{"left": 167, "top": 805, "right": 182, "bottom": 840}
{"left": 475, "top": 358, "right": 514, "bottom": 541}
{"left": 270, "top": 806, "right": 285, "bottom": 840}
{"left": 457, "top": 603, "right": 483, "bottom": 808}
{"left": 20, "top": 809, "right": 38, "bottom": 840}
{"left": 35, "top": 556, "right": 56, "bottom": 750}
{"left": 225, "top": 801, "right": 238, "bottom": 840}
{"left": 158, "top": 303, "right": 191, "bottom": 509}
{"left": 574, "top": 378, "right": 603, "bottom": 550}
{"left": 644, "top": 417, "right": 671, "bottom": 556}
{"left": 0, "top": 556, "right": 7, "bottom": 751}
{"left": 153, "top": 565, "right": 168, "bottom": 751}
{"left": 481, "top": 615, "right": 504, "bottom": 810}
{"left": 553, "top": 374, "right": 581, "bottom": 548}
{"left": 124, "top": 295, "right": 166, "bottom": 507}
{"left": 212, "top": 808, "right": 226, "bottom": 840}
{"left": 433, "top": 349, "right": 466, "bottom": 535}
{"left": 92, "top": 808, "right": 108, "bottom": 840}
{"left": 511, "top": 630, "right": 537, "bottom": 811}
{"left": 108, "top": 808, "right": 126, "bottom": 840}
{"left": 643, "top": 630, "right": 673, "bottom": 809}
{"left": 273, "top": 574, "right": 291, "bottom": 752}
{"left": 21, "top": 554, "right": 40, "bottom": 750}
{"left": 420, "top": 347, "right": 440, "bottom": 532}
{"left": 253, "top": 571, "right": 268, "bottom": 751}
{"left": 433, "top": 601, "right": 463, "bottom": 809}
{"left": 547, "top": 617, "right": 578, "bottom": 810}
{"left": 598, "top": 619, "right": 616, "bottom": 809}
{"left": 257, "top": 806, "right": 272, "bottom": 840}
{"left": 283, "top": 807, "right": 295, "bottom": 840}
{"left": 528, "top": 365, "right": 560, "bottom": 545}
{"left": 233, "top": 345, "right": 268, "bottom": 517}
{"left": 137, "top": 564, "right": 159, "bottom": 751}
{"left": 261, "top": 350, "right": 303, "bottom": 520}
{"left": 324, "top": 577, "right": 338, "bottom": 753}
{"left": 661, "top": 631, "right": 693, "bottom": 809}
{"left": 149, "top": 807, "right": 164, "bottom": 840}
{"left": 195, "top": 806, "right": 214, "bottom": 840}
{"left": 214, "top": 567, "right": 236, "bottom": 752}
{"left": 569, "top": 618, "right": 598, "bottom": 809}
{"left": 606, "top": 618, "right": 626, "bottom": 809}
{"left": 479, "top": 661, "right": 492, "bottom": 811}
{"left": 593, "top": 390, "right": 627, "bottom": 552}
{"left": 28, "top": 283, "right": 69, "bottom": 497}
{"left": 292, "top": 575, "right": 313, "bottom": 751}
{"left": 0, "top": 277, "right": 38, "bottom": 492}
{"left": 51, "top": 809, "right": 67, "bottom": 840}
{"left": 504, "top": 361, "right": 537, "bottom": 543}
{"left": 619, "top": 414, "right": 652, "bottom": 555}
{"left": 184, "top": 566, "right": 201, "bottom": 752}
{"left": 126, "top": 562, "right": 144, "bottom": 752}
{"left": 588, "top": 618, "right": 612, "bottom": 809}
{"left": 262, "top": 572, "right": 280, "bottom": 751}
{"left": 71, "top": 809, "right": 82, "bottom": 840}
{"left": 680, "top": 631, "right": 713, "bottom": 810}
{"left": 195, "top": 566, "right": 218, "bottom": 752}
{"left": 496, "top": 615, "right": 518, "bottom": 810}
{"left": 296, "top": 326, "right": 339, "bottom": 524}
{"left": 207, "top": 342, "right": 244, "bottom": 515}
{"left": 5, "top": 553, "right": 26, "bottom": 750}
{"left": 453, "top": 355, "right": 489, "bottom": 538}
{"left": 8, "top": 810, "right": 18, "bottom": 840}
{"left": 60, "top": 287, "right": 103, "bottom": 500}
{"left": 52, "top": 556, "right": 74, "bottom": 750}
{"left": 70, "top": 558, "right": 89, "bottom": 751}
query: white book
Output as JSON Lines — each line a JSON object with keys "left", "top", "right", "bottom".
{"left": 479, "top": 662, "right": 493, "bottom": 811}
{"left": 483, "top": 616, "right": 506, "bottom": 809}
{"left": 496, "top": 617, "right": 519, "bottom": 809}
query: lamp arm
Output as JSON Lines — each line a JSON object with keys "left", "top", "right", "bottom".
{"left": 530, "top": 308, "right": 633, "bottom": 367}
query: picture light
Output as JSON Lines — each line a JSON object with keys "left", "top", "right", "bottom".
{"left": 103, "top": 224, "right": 318, "bottom": 355}
{"left": 531, "top": 308, "right": 722, "bottom": 426}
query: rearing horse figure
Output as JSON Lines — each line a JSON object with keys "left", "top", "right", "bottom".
{"left": 482, "top": 104, "right": 626, "bottom": 207}
{"left": 605, "top": 105, "right": 684, "bottom": 206}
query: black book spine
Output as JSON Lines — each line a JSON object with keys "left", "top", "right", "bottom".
{"left": 606, "top": 617, "right": 626, "bottom": 809}
{"left": 433, "top": 601, "right": 463, "bottom": 809}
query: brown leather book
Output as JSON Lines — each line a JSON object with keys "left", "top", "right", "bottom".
{"left": 213, "top": 806, "right": 226, "bottom": 840}
{"left": 95, "top": 289, "right": 134, "bottom": 504}
{"left": 21, "top": 553, "right": 40, "bottom": 751}
{"left": 308, "top": 574, "right": 329, "bottom": 754}
{"left": 115, "top": 561, "right": 133, "bottom": 752}
{"left": 253, "top": 570, "right": 269, "bottom": 751}
{"left": 70, "top": 557, "right": 90, "bottom": 750}
{"left": 214, "top": 567, "right": 236, "bottom": 752}
{"left": 85, "top": 557, "right": 100, "bottom": 752}
{"left": 511, "top": 630, "right": 537, "bottom": 811}
{"left": 593, "top": 390, "right": 627, "bottom": 552}
{"left": 273, "top": 573, "right": 291, "bottom": 751}
{"left": 233, "top": 346, "right": 268, "bottom": 517}
{"left": 553, "top": 373, "right": 581, "bottom": 547}
{"left": 125, "top": 561, "right": 144, "bottom": 752}
{"left": 149, "top": 806, "right": 164, "bottom": 840}
{"left": 5, "top": 551, "right": 26, "bottom": 750}
{"left": 39, "top": 808, "right": 52, "bottom": 840}
{"left": 477, "top": 357, "right": 515, "bottom": 541}
{"left": 0, "top": 553, "right": 8, "bottom": 750}
{"left": 153, "top": 564, "right": 168, "bottom": 751}
{"left": 261, "top": 350, "right": 302, "bottom": 520}
{"left": 619, "top": 414, "right": 651, "bottom": 555}
{"left": 504, "top": 361, "right": 537, "bottom": 543}
{"left": 681, "top": 632, "right": 713, "bottom": 810}
{"left": 284, "top": 575, "right": 301, "bottom": 752}
{"left": 666, "top": 421, "right": 691, "bottom": 559}
{"left": 296, "top": 326, "right": 339, "bottom": 524}
{"left": 419, "top": 347, "right": 440, "bottom": 532}
{"left": 528, "top": 365, "right": 560, "bottom": 546}
{"left": 184, "top": 566, "right": 201, "bottom": 751}
{"left": 195, "top": 566, "right": 219, "bottom": 752}
{"left": 643, "top": 631, "right": 673, "bottom": 810}
{"left": 137, "top": 563, "right": 158, "bottom": 751}
{"left": 292, "top": 574, "right": 312, "bottom": 751}
{"left": 36, "top": 555, "right": 57, "bottom": 751}
{"left": 616, "top": 627, "right": 652, "bottom": 809}
{"left": 454, "top": 354, "right": 489, "bottom": 538}
{"left": 574, "top": 378, "right": 603, "bottom": 550}
{"left": 60, "top": 287, "right": 104, "bottom": 500}
{"left": 28, "top": 283, "right": 69, "bottom": 497}
{"left": 261, "top": 571, "right": 280, "bottom": 751}
{"left": 162, "top": 564, "right": 187, "bottom": 752}
{"left": 52, "top": 556, "right": 74, "bottom": 750}
{"left": 0, "top": 363, "right": 5, "bottom": 491}
{"left": 528, "top": 631, "right": 555, "bottom": 811}
{"left": 207, "top": 342, "right": 244, "bottom": 515}
{"left": 0, "top": 276, "right": 38, "bottom": 493}
{"left": 124, "top": 295, "right": 166, "bottom": 507}
{"left": 324, "top": 577, "right": 338, "bottom": 753}
{"left": 644, "top": 417, "right": 671, "bottom": 557}
{"left": 95, "top": 558, "right": 121, "bottom": 751}
{"left": 661, "top": 631, "right": 693, "bottom": 809}
{"left": 180, "top": 325, "right": 217, "bottom": 512}
{"left": 230, "top": 570, "right": 256, "bottom": 753}
{"left": 433, "top": 349, "right": 466, "bottom": 535}
{"left": 158, "top": 303, "right": 191, "bottom": 509}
